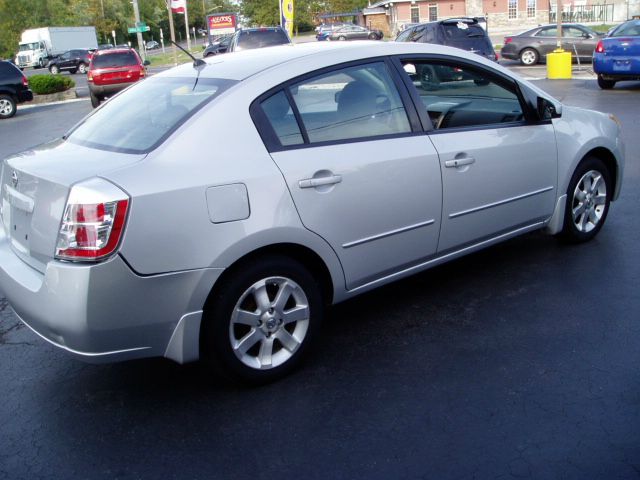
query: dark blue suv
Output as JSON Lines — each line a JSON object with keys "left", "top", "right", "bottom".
{"left": 395, "top": 18, "right": 497, "bottom": 62}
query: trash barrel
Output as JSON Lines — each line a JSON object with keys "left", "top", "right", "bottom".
{"left": 547, "top": 49, "right": 572, "bottom": 79}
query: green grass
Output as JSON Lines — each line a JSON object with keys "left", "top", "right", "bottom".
{"left": 590, "top": 24, "right": 616, "bottom": 33}
{"left": 146, "top": 47, "right": 204, "bottom": 67}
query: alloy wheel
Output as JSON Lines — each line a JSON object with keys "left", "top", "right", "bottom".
{"left": 571, "top": 169, "right": 607, "bottom": 233}
{"left": 229, "top": 276, "right": 310, "bottom": 370}
{"left": 0, "top": 98, "right": 15, "bottom": 117}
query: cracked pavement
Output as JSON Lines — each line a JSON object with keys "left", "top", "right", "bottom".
{"left": 0, "top": 79, "right": 639, "bottom": 479}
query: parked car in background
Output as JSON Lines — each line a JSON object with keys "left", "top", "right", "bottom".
{"left": 145, "top": 40, "right": 160, "bottom": 50}
{"left": 323, "top": 24, "right": 383, "bottom": 41}
{"left": 315, "top": 23, "right": 348, "bottom": 40}
{"left": 395, "top": 18, "right": 497, "bottom": 61}
{"left": 87, "top": 47, "right": 149, "bottom": 108}
{"left": 47, "top": 48, "right": 93, "bottom": 74}
{"left": 593, "top": 19, "right": 640, "bottom": 89}
{"left": 0, "top": 43, "right": 624, "bottom": 385}
{"left": 203, "top": 34, "right": 233, "bottom": 57}
{"left": 0, "top": 60, "right": 33, "bottom": 119}
{"left": 228, "top": 27, "right": 291, "bottom": 52}
{"left": 500, "top": 23, "right": 603, "bottom": 65}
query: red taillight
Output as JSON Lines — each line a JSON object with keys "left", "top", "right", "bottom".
{"left": 504, "top": 37, "right": 512, "bottom": 44}
{"left": 22, "top": 75, "right": 28, "bottom": 87}
{"left": 55, "top": 182, "right": 129, "bottom": 261}
{"left": 87, "top": 72, "right": 93, "bottom": 81}
{"left": 595, "top": 40, "right": 605, "bottom": 53}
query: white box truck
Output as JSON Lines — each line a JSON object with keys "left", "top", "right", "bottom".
{"left": 15, "top": 27, "right": 98, "bottom": 69}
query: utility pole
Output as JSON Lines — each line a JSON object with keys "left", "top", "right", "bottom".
{"left": 131, "top": 0, "right": 146, "bottom": 60}
{"left": 166, "top": 1, "right": 178, "bottom": 65}
{"left": 184, "top": 3, "right": 192, "bottom": 51}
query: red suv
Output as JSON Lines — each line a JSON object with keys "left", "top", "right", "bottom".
{"left": 87, "top": 48, "right": 149, "bottom": 108}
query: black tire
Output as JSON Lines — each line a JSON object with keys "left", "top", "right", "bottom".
{"left": 69, "top": 68, "right": 77, "bottom": 74}
{"left": 204, "top": 52, "right": 214, "bottom": 57}
{"left": 368, "top": 33, "right": 377, "bottom": 40}
{"left": 0, "top": 94, "right": 17, "bottom": 119}
{"left": 90, "top": 92, "right": 101, "bottom": 108}
{"left": 78, "top": 63, "right": 87, "bottom": 74}
{"left": 559, "top": 156, "right": 612, "bottom": 243}
{"left": 519, "top": 47, "right": 539, "bottom": 66}
{"left": 38, "top": 58, "right": 45, "bottom": 68}
{"left": 597, "top": 74, "right": 616, "bottom": 90}
{"left": 201, "top": 255, "right": 324, "bottom": 385}
{"left": 49, "top": 65, "right": 59, "bottom": 74}
{"left": 338, "top": 36, "right": 347, "bottom": 41}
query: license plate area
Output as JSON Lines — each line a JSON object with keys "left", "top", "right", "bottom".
{"left": 613, "top": 60, "right": 631, "bottom": 71}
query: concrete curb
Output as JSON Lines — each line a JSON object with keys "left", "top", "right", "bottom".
{"left": 21, "top": 96, "right": 87, "bottom": 109}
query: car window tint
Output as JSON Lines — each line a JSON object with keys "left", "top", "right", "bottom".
{"left": 536, "top": 27, "right": 557, "bottom": 37}
{"left": 289, "top": 62, "right": 411, "bottom": 143}
{"left": 236, "top": 30, "right": 289, "bottom": 50}
{"left": 610, "top": 21, "right": 640, "bottom": 36}
{"left": 400, "top": 60, "right": 524, "bottom": 130}
{"left": 260, "top": 91, "right": 304, "bottom": 146}
{"left": 563, "top": 27, "right": 584, "bottom": 38}
{"left": 396, "top": 28, "right": 413, "bottom": 41}
{"left": 67, "top": 77, "right": 235, "bottom": 154}
{"left": 92, "top": 52, "right": 138, "bottom": 68}
{"left": 442, "top": 24, "right": 486, "bottom": 40}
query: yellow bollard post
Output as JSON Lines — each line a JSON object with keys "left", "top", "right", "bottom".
{"left": 547, "top": 48, "right": 572, "bottom": 79}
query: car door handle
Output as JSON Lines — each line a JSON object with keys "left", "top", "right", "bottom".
{"left": 445, "top": 157, "right": 476, "bottom": 168}
{"left": 298, "top": 175, "right": 342, "bottom": 189}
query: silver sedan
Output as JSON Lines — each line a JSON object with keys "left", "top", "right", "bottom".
{"left": 0, "top": 42, "right": 625, "bottom": 384}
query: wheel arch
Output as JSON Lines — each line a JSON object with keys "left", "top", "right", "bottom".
{"left": 584, "top": 146, "right": 619, "bottom": 199}
{"left": 203, "top": 242, "right": 336, "bottom": 313}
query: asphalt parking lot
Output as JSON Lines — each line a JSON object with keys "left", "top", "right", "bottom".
{"left": 0, "top": 76, "right": 639, "bottom": 479}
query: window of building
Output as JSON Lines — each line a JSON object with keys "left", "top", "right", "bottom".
{"left": 527, "top": 0, "right": 536, "bottom": 17}
{"left": 411, "top": 5, "right": 420, "bottom": 23}
{"left": 508, "top": 0, "right": 517, "bottom": 19}
{"left": 429, "top": 4, "right": 438, "bottom": 21}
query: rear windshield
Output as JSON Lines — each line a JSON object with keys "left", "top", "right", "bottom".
{"left": 236, "top": 30, "right": 289, "bottom": 50}
{"left": 610, "top": 21, "right": 640, "bottom": 37}
{"left": 442, "top": 23, "right": 487, "bottom": 40}
{"left": 67, "top": 76, "right": 236, "bottom": 154}
{"left": 92, "top": 51, "right": 139, "bottom": 68}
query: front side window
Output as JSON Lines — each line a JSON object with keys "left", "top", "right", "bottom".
{"left": 68, "top": 77, "right": 234, "bottom": 153}
{"left": 400, "top": 60, "right": 524, "bottom": 130}
{"left": 290, "top": 62, "right": 411, "bottom": 143}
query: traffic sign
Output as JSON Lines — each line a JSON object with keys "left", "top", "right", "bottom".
{"left": 128, "top": 26, "right": 150, "bottom": 33}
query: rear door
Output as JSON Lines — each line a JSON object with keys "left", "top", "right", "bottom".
{"left": 394, "top": 57, "right": 558, "bottom": 253}
{"left": 254, "top": 60, "right": 443, "bottom": 290}
{"left": 562, "top": 26, "right": 597, "bottom": 59}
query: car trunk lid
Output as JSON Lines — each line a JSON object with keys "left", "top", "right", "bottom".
{"left": 1, "top": 140, "right": 144, "bottom": 272}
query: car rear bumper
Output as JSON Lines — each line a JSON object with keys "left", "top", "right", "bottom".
{"left": 499, "top": 45, "right": 518, "bottom": 60}
{"left": 16, "top": 89, "right": 33, "bottom": 103}
{"left": 593, "top": 54, "right": 640, "bottom": 79}
{"left": 89, "top": 81, "right": 137, "bottom": 97}
{"left": 0, "top": 229, "right": 222, "bottom": 363}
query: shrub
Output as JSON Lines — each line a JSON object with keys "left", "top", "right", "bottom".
{"left": 29, "top": 74, "right": 75, "bottom": 95}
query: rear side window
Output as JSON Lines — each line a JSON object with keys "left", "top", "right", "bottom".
{"left": 258, "top": 62, "right": 412, "bottom": 147}
{"left": 92, "top": 52, "right": 138, "bottom": 68}
{"left": 0, "top": 62, "right": 20, "bottom": 81}
{"left": 236, "top": 30, "right": 289, "bottom": 50}
{"left": 260, "top": 91, "right": 303, "bottom": 146}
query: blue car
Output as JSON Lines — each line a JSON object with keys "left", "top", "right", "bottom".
{"left": 593, "top": 19, "right": 640, "bottom": 89}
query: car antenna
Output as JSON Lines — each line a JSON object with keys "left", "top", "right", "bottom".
{"left": 169, "top": 40, "right": 206, "bottom": 68}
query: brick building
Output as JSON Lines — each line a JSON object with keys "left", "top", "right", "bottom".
{"left": 362, "top": 0, "right": 639, "bottom": 37}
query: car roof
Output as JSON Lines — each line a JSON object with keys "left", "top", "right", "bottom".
{"left": 156, "top": 41, "right": 510, "bottom": 82}
{"left": 94, "top": 48, "right": 136, "bottom": 55}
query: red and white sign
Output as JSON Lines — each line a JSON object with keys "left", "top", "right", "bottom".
{"left": 207, "top": 14, "right": 237, "bottom": 35}
{"left": 170, "top": 0, "right": 186, "bottom": 14}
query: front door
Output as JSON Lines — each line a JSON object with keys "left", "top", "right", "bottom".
{"left": 396, "top": 58, "right": 558, "bottom": 253}
{"left": 258, "top": 61, "right": 442, "bottom": 289}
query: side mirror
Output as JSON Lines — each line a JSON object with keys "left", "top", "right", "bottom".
{"left": 537, "top": 97, "right": 561, "bottom": 120}
{"left": 143, "top": 60, "right": 150, "bottom": 66}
